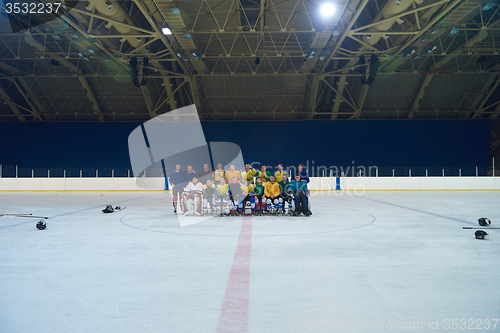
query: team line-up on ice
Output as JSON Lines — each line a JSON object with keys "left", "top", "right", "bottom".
{"left": 169, "top": 163, "right": 312, "bottom": 217}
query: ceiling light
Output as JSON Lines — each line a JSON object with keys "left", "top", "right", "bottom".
{"left": 449, "top": 28, "right": 460, "bottom": 36}
{"left": 320, "top": 3, "right": 336, "bottom": 17}
{"left": 162, "top": 26, "right": 172, "bottom": 35}
{"left": 482, "top": 3, "right": 495, "bottom": 10}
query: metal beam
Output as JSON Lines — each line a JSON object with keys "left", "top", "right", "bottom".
{"left": 10, "top": 78, "right": 43, "bottom": 121}
{"left": 0, "top": 85, "right": 27, "bottom": 121}
{"left": 133, "top": 0, "right": 189, "bottom": 75}
{"left": 408, "top": 29, "right": 489, "bottom": 119}
{"left": 380, "top": 0, "right": 465, "bottom": 71}
{"left": 318, "top": 0, "right": 370, "bottom": 76}
{"left": 472, "top": 74, "right": 500, "bottom": 118}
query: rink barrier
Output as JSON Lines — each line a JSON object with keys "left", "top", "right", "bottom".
{"left": 0, "top": 177, "right": 499, "bottom": 191}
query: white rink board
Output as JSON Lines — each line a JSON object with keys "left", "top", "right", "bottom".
{"left": 0, "top": 177, "right": 499, "bottom": 191}
{"left": 341, "top": 177, "right": 500, "bottom": 191}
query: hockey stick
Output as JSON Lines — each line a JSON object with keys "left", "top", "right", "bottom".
{"left": 0, "top": 214, "right": 32, "bottom": 216}
{"left": 16, "top": 215, "right": 49, "bottom": 219}
{"left": 463, "top": 227, "right": 500, "bottom": 229}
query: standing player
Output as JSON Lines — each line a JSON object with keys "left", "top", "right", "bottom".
{"left": 169, "top": 164, "right": 186, "bottom": 214}
{"left": 253, "top": 177, "right": 265, "bottom": 215}
{"left": 214, "top": 163, "right": 225, "bottom": 183}
{"left": 183, "top": 176, "right": 203, "bottom": 216}
{"left": 243, "top": 164, "right": 257, "bottom": 184}
{"left": 228, "top": 177, "right": 244, "bottom": 215}
{"left": 290, "top": 173, "right": 312, "bottom": 216}
{"left": 264, "top": 175, "right": 282, "bottom": 214}
{"left": 184, "top": 165, "right": 198, "bottom": 183}
{"left": 202, "top": 179, "right": 216, "bottom": 214}
{"left": 298, "top": 163, "right": 310, "bottom": 183}
{"left": 215, "top": 177, "right": 230, "bottom": 216}
{"left": 198, "top": 163, "right": 214, "bottom": 184}
{"left": 274, "top": 163, "right": 287, "bottom": 183}
{"left": 278, "top": 174, "right": 293, "bottom": 214}
{"left": 256, "top": 164, "right": 271, "bottom": 183}
{"left": 225, "top": 164, "right": 241, "bottom": 184}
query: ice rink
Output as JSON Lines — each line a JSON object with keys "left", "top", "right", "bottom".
{"left": 1, "top": 190, "right": 499, "bottom": 333}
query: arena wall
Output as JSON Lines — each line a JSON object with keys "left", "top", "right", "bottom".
{"left": 0, "top": 120, "right": 492, "bottom": 178}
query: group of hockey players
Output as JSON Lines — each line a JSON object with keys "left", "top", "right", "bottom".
{"left": 170, "top": 163, "right": 312, "bottom": 217}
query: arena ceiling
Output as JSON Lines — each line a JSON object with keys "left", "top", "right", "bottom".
{"left": 0, "top": 0, "right": 500, "bottom": 157}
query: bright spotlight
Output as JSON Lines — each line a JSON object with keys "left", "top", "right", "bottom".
{"left": 162, "top": 26, "right": 172, "bottom": 35}
{"left": 320, "top": 3, "right": 336, "bottom": 17}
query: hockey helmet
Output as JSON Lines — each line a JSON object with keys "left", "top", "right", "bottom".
{"left": 475, "top": 230, "right": 488, "bottom": 240}
{"left": 36, "top": 221, "right": 47, "bottom": 230}
{"left": 478, "top": 218, "right": 491, "bottom": 226}
{"left": 102, "top": 205, "right": 114, "bottom": 213}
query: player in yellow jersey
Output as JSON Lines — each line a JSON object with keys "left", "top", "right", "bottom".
{"left": 264, "top": 175, "right": 282, "bottom": 214}
{"left": 215, "top": 177, "right": 230, "bottom": 216}
{"left": 214, "top": 163, "right": 225, "bottom": 183}
{"left": 256, "top": 164, "right": 271, "bottom": 183}
{"left": 273, "top": 163, "right": 287, "bottom": 183}
{"left": 225, "top": 164, "right": 241, "bottom": 183}
{"left": 243, "top": 164, "right": 257, "bottom": 183}
{"left": 241, "top": 179, "right": 255, "bottom": 214}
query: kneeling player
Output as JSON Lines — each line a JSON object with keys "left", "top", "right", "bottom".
{"left": 202, "top": 179, "right": 216, "bottom": 214}
{"left": 264, "top": 175, "right": 283, "bottom": 214}
{"left": 183, "top": 176, "right": 203, "bottom": 216}
{"left": 290, "top": 174, "right": 312, "bottom": 216}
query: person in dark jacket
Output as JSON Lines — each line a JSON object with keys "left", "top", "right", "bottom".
{"left": 298, "top": 163, "right": 310, "bottom": 183}
{"left": 170, "top": 164, "right": 187, "bottom": 213}
{"left": 290, "top": 173, "right": 312, "bottom": 216}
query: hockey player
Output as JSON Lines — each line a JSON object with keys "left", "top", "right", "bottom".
{"left": 202, "top": 179, "right": 216, "bottom": 214}
{"left": 278, "top": 174, "right": 293, "bottom": 214}
{"left": 290, "top": 173, "right": 312, "bottom": 216}
{"left": 214, "top": 163, "right": 225, "bottom": 183}
{"left": 253, "top": 177, "right": 265, "bottom": 215}
{"left": 183, "top": 176, "right": 203, "bottom": 216}
{"left": 184, "top": 165, "right": 198, "bottom": 183}
{"left": 264, "top": 175, "right": 282, "bottom": 214}
{"left": 225, "top": 164, "right": 241, "bottom": 183}
{"left": 241, "top": 178, "right": 255, "bottom": 214}
{"left": 298, "top": 163, "right": 310, "bottom": 183}
{"left": 256, "top": 164, "right": 271, "bottom": 183}
{"left": 215, "top": 177, "right": 230, "bottom": 216}
{"left": 169, "top": 164, "right": 187, "bottom": 214}
{"left": 243, "top": 164, "right": 257, "bottom": 183}
{"left": 228, "top": 177, "right": 244, "bottom": 215}
{"left": 274, "top": 163, "right": 288, "bottom": 183}
{"left": 198, "top": 163, "right": 214, "bottom": 184}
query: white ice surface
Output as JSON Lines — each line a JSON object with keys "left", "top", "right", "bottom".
{"left": 1, "top": 191, "right": 499, "bottom": 333}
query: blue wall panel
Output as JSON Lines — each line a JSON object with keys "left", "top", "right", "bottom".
{"left": 0, "top": 119, "right": 492, "bottom": 177}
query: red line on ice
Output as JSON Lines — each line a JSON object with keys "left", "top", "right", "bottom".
{"left": 216, "top": 215, "right": 252, "bottom": 333}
